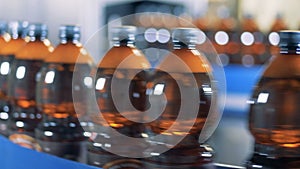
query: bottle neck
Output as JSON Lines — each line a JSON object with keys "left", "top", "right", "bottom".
{"left": 280, "top": 45, "right": 300, "bottom": 54}
{"left": 173, "top": 41, "right": 196, "bottom": 50}
{"left": 29, "top": 36, "right": 47, "bottom": 42}
{"left": 11, "top": 34, "right": 23, "bottom": 40}
{"left": 60, "top": 38, "right": 80, "bottom": 44}
{"left": 113, "top": 39, "right": 135, "bottom": 47}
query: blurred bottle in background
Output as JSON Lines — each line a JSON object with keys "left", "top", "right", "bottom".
{"left": 193, "top": 14, "right": 213, "bottom": 49}
{"left": 211, "top": 6, "right": 240, "bottom": 66}
{"left": 267, "top": 14, "right": 287, "bottom": 61}
{"left": 7, "top": 23, "right": 53, "bottom": 150}
{"left": 0, "top": 21, "right": 28, "bottom": 136}
{"left": 239, "top": 14, "right": 267, "bottom": 67}
{"left": 193, "top": 15, "right": 215, "bottom": 58}
{"left": 143, "top": 28, "right": 216, "bottom": 169}
{"left": 247, "top": 30, "right": 300, "bottom": 169}
{"left": 193, "top": 15, "right": 211, "bottom": 36}
{"left": 35, "top": 25, "right": 94, "bottom": 162}
{"left": 87, "top": 26, "right": 151, "bottom": 168}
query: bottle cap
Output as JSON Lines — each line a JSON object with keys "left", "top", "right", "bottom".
{"left": 278, "top": 30, "right": 300, "bottom": 53}
{"left": 172, "top": 27, "right": 200, "bottom": 45}
{"left": 59, "top": 25, "right": 80, "bottom": 42}
{"left": 111, "top": 26, "right": 136, "bottom": 42}
{"left": 279, "top": 30, "right": 300, "bottom": 46}
{"left": 27, "top": 23, "right": 48, "bottom": 40}
{"left": 8, "top": 21, "right": 29, "bottom": 39}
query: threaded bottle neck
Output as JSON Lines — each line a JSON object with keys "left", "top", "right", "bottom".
{"left": 27, "top": 23, "right": 48, "bottom": 41}
{"left": 8, "top": 21, "right": 29, "bottom": 39}
{"left": 172, "top": 28, "right": 198, "bottom": 50}
{"left": 279, "top": 30, "right": 300, "bottom": 54}
{"left": 59, "top": 25, "right": 80, "bottom": 44}
{"left": 111, "top": 26, "right": 136, "bottom": 47}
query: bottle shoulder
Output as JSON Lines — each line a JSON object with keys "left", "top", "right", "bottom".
{"left": 216, "top": 18, "right": 237, "bottom": 32}
{"left": 15, "top": 40, "right": 53, "bottom": 60}
{"left": 241, "top": 18, "right": 259, "bottom": 32}
{"left": 44, "top": 42, "right": 94, "bottom": 65}
{"left": 270, "top": 19, "right": 287, "bottom": 32}
{"left": 263, "top": 54, "right": 300, "bottom": 77}
{"left": 158, "top": 49, "right": 211, "bottom": 73}
{"left": 0, "top": 37, "right": 7, "bottom": 48}
{"left": 0, "top": 38, "right": 26, "bottom": 55}
{"left": 98, "top": 46, "right": 150, "bottom": 69}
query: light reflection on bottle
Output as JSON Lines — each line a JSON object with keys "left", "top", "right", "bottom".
{"left": 83, "top": 76, "right": 93, "bottom": 88}
{"left": 15, "top": 66, "right": 26, "bottom": 79}
{"left": 44, "top": 71, "right": 55, "bottom": 84}
{"left": 0, "top": 62, "right": 10, "bottom": 75}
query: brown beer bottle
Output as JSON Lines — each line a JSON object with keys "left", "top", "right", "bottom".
{"left": 193, "top": 15, "right": 214, "bottom": 55}
{"left": 7, "top": 23, "right": 53, "bottom": 151}
{"left": 212, "top": 13, "right": 239, "bottom": 66}
{"left": 0, "top": 21, "right": 28, "bottom": 136}
{"left": 87, "top": 26, "right": 151, "bottom": 168}
{"left": 35, "top": 25, "right": 94, "bottom": 162}
{"left": 143, "top": 28, "right": 216, "bottom": 169}
{"left": 240, "top": 14, "right": 267, "bottom": 66}
{"left": 247, "top": 31, "right": 300, "bottom": 168}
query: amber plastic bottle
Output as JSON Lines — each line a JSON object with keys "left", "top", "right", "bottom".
{"left": 240, "top": 14, "right": 267, "bottom": 67}
{"left": 247, "top": 31, "right": 300, "bottom": 169}
{"left": 212, "top": 14, "right": 240, "bottom": 66}
{"left": 87, "top": 26, "right": 151, "bottom": 168}
{"left": 0, "top": 21, "right": 28, "bottom": 136}
{"left": 267, "top": 14, "right": 287, "bottom": 58}
{"left": 7, "top": 23, "right": 53, "bottom": 150}
{"left": 35, "top": 25, "right": 94, "bottom": 162}
{"left": 143, "top": 28, "right": 216, "bottom": 169}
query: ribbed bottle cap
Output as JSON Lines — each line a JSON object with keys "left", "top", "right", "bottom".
{"left": 279, "top": 30, "right": 300, "bottom": 47}
{"left": 172, "top": 27, "right": 200, "bottom": 45}
{"left": 0, "top": 21, "right": 7, "bottom": 35}
{"left": 8, "top": 21, "right": 29, "bottom": 39}
{"left": 27, "top": 23, "right": 48, "bottom": 40}
{"left": 59, "top": 25, "right": 80, "bottom": 42}
{"left": 111, "top": 26, "right": 136, "bottom": 42}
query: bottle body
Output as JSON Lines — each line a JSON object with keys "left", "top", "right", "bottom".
{"left": 247, "top": 31, "right": 300, "bottom": 169}
{"left": 35, "top": 26, "right": 94, "bottom": 162}
{"left": 0, "top": 21, "right": 27, "bottom": 136}
{"left": 143, "top": 47, "right": 215, "bottom": 169}
{"left": 0, "top": 53, "right": 15, "bottom": 136}
{"left": 35, "top": 60, "right": 92, "bottom": 162}
{"left": 7, "top": 23, "right": 53, "bottom": 147}
{"left": 7, "top": 58, "right": 44, "bottom": 150}
{"left": 88, "top": 44, "right": 150, "bottom": 168}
